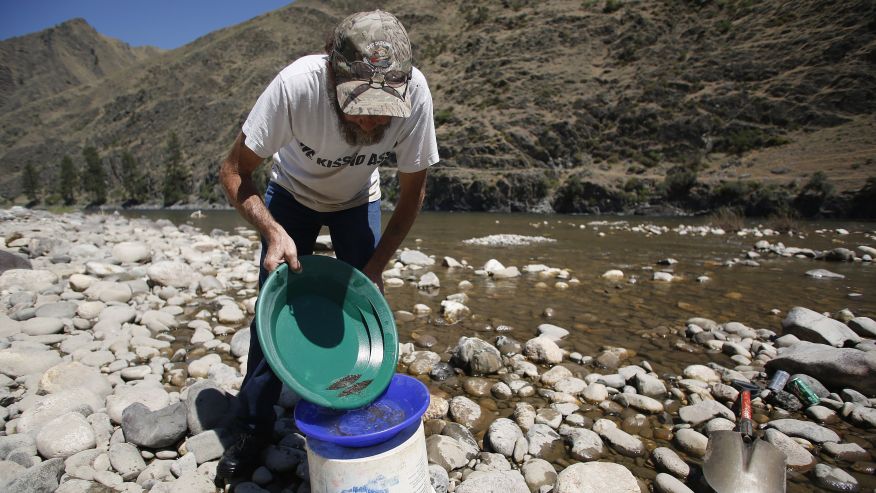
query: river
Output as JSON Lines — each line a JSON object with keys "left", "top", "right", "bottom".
{"left": 122, "top": 209, "right": 875, "bottom": 374}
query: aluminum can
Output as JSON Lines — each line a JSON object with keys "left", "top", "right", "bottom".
{"left": 788, "top": 377, "right": 820, "bottom": 406}
{"left": 767, "top": 370, "right": 790, "bottom": 392}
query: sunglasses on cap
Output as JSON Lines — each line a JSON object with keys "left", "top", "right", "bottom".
{"left": 332, "top": 50, "right": 412, "bottom": 112}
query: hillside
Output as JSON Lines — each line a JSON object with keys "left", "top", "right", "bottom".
{"left": 0, "top": 18, "right": 160, "bottom": 112}
{"left": 1, "top": 0, "right": 874, "bottom": 216}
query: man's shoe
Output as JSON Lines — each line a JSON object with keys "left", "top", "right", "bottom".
{"left": 215, "top": 430, "right": 270, "bottom": 484}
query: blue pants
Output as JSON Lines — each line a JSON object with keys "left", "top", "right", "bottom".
{"left": 236, "top": 182, "right": 382, "bottom": 433}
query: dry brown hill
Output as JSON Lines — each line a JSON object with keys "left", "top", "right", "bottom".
{"left": 1, "top": 0, "right": 874, "bottom": 216}
{"left": 0, "top": 18, "right": 160, "bottom": 112}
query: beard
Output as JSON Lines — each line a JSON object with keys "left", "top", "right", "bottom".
{"left": 326, "top": 73, "right": 391, "bottom": 146}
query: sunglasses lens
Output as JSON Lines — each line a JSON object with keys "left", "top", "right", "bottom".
{"left": 384, "top": 71, "right": 409, "bottom": 87}
{"left": 350, "top": 62, "right": 374, "bottom": 80}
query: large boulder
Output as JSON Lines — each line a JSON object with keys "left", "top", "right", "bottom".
{"left": 765, "top": 342, "right": 876, "bottom": 395}
{"left": 781, "top": 307, "right": 861, "bottom": 347}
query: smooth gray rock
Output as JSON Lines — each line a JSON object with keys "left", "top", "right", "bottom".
{"left": 0, "top": 269, "right": 57, "bottom": 292}
{"left": 652, "top": 447, "right": 690, "bottom": 479}
{"left": 0, "top": 436, "right": 37, "bottom": 460}
{"left": 848, "top": 317, "right": 876, "bottom": 338}
{"left": 441, "top": 422, "right": 478, "bottom": 459}
{"left": 521, "top": 458, "right": 556, "bottom": 493}
{"left": 814, "top": 464, "right": 858, "bottom": 492}
{"left": 451, "top": 337, "right": 503, "bottom": 376}
{"left": 109, "top": 442, "right": 146, "bottom": 481}
{"left": 486, "top": 418, "right": 524, "bottom": 457}
{"left": 448, "top": 396, "right": 482, "bottom": 429}
{"left": 0, "top": 348, "right": 62, "bottom": 378}
{"left": 146, "top": 261, "right": 197, "bottom": 288}
{"left": 563, "top": 428, "right": 604, "bottom": 461}
{"left": 537, "top": 324, "right": 569, "bottom": 341}
{"left": 554, "top": 462, "right": 639, "bottom": 493}
{"left": 674, "top": 429, "right": 708, "bottom": 458}
{"left": 634, "top": 373, "right": 667, "bottom": 398}
{"left": 679, "top": 400, "right": 736, "bottom": 426}
{"left": 399, "top": 250, "right": 435, "bottom": 266}
{"left": 805, "top": 269, "right": 845, "bottom": 279}
{"left": 185, "top": 380, "right": 237, "bottom": 435}
{"left": 593, "top": 419, "right": 645, "bottom": 458}
{"left": 230, "top": 328, "right": 250, "bottom": 358}
{"left": 766, "top": 342, "right": 876, "bottom": 395}
{"left": 764, "top": 429, "right": 816, "bottom": 470}
{"left": 766, "top": 419, "right": 840, "bottom": 444}
{"left": 456, "top": 471, "right": 529, "bottom": 493}
{"left": 426, "top": 435, "right": 468, "bottom": 472}
{"left": 0, "top": 251, "right": 31, "bottom": 274}
{"left": 429, "top": 464, "right": 449, "bottom": 493}
{"left": 184, "top": 429, "right": 233, "bottom": 465}
{"left": 614, "top": 393, "right": 663, "bottom": 413}
{"left": 0, "top": 457, "right": 64, "bottom": 493}
{"left": 35, "top": 412, "right": 96, "bottom": 459}
{"left": 526, "top": 424, "right": 564, "bottom": 460}
{"left": 781, "top": 307, "right": 861, "bottom": 347}
{"left": 655, "top": 473, "right": 694, "bottom": 493}
{"left": 0, "top": 460, "right": 26, "bottom": 484}
{"left": 523, "top": 337, "right": 563, "bottom": 364}
{"left": 122, "top": 402, "right": 188, "bottom": 448}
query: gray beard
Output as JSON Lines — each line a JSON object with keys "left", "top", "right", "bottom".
{"left": 326, "top": 75, "right": 390, "bottom": 146}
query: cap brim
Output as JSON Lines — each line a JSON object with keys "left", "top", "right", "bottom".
{"left": 336, "top": 80, "right": 411, "bottom": 118}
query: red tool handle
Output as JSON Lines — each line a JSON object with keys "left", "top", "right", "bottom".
{"left": 740, "top": 390, "right": 752, "bottom": 420}
{"left": 737, "top": 389, "right": 754, "bottom": 440}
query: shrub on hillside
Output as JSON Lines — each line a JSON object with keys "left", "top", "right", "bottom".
{"left": 851, "top": 177, "right": 876, "bottom": 218}
{"left": 661, "top": 165, "right": 698, "bottom": 201}
{"left": 793, "top": 171, "right": 834, "bottom": 217}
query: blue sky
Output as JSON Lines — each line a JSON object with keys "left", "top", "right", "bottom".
{"left": 0, "top": 0, "right": 294, "bottom": 49}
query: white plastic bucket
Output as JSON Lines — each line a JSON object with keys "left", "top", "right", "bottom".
{"left": 306, "top": 421, "right": 434, "bottom": 493}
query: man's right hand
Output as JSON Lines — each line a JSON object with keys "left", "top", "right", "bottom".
{"left": 263, "top": 228, "right": 302, "bottom": 273}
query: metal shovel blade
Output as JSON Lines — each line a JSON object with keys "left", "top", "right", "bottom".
{"left": 703, "top": 430, "right": 787, "bottom": 493}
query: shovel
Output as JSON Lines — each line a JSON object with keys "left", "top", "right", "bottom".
{"left": 703, "top": 381, "right": 787, "bottom": 493}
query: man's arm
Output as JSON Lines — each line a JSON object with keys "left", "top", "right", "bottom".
{"left": 219, "top": 132, "right": 301, "bottom": 273}
{"left": 361, "top": 168, "right": 428, "bottom": 287}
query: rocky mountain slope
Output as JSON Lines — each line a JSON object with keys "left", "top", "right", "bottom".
{"left": 1, "top": 0, "right": 874, "bottom": 216}
{"left": 0, "top": 18, "right": 160, "bottom": 112}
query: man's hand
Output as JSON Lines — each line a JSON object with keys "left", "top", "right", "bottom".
{"left": 263, "top": 227, "right": 302, "bottom": 273}
{"left": 220, "top": 132, "right": 297, "bottom": 274}
{"left": 363, "top": 168, "right": 427, "bottom": 293}
{"left": 361, "top": 263, "right": 385, "bottom": 293}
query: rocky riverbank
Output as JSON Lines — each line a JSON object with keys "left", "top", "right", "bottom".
{"left": 0, "top": 207, "right": 873, "bottom": 493}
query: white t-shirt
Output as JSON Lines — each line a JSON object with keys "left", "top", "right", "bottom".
{"left": 242, "top": 54, "right": 439, "bottom": 212}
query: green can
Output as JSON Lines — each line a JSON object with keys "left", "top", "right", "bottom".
{"left": 788, "top": 377, "right": 820, "bottom": 406}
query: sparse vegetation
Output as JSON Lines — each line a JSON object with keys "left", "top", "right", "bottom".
{"left": 708, "top": 206, "right": 745, "bottom": 232}
{"left": 793, "top": 171, "right": 834, "bottom": 217}
{"left": 58, "top": 155, "right": 77, "bottom": 205}
{"left": 162, "top": 132, "right": 189, "bottom": 206}
{"left": 21, "top": 162, "right": 40, "bottom": 204}
{"left": 82, "top": 146, "right": 107, "bottom": 205}
{"left": 662, "top": 165, "right": 698, "bottom": 201}
{"left": 604, "top": 0, "right": 623, "bottom": 14}
{"left": 120, "top": 151, "right": 147, "bottom": 205}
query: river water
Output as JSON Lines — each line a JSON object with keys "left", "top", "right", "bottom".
{"left": 120, "top": 209, "right": 876, "bottom": 491}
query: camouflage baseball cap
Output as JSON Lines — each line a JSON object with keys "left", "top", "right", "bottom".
{"left": 330, "top": 10, "right": 413, "bottom": 118}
